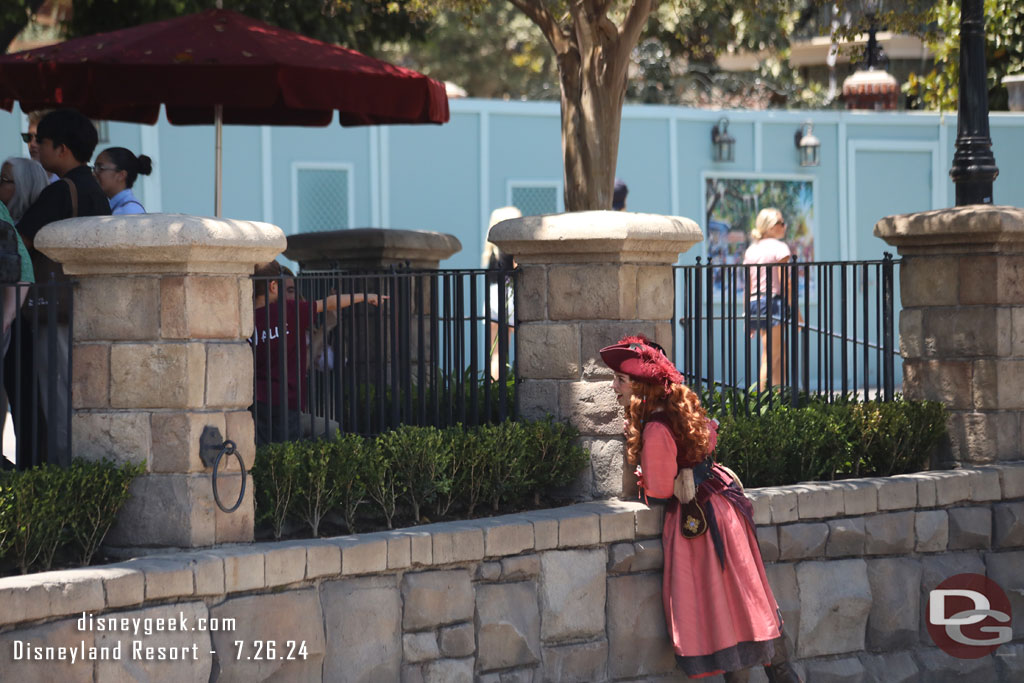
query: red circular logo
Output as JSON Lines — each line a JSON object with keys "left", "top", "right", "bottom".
{"left": 926, "top": 573, "right": 1013, "bottom": 659}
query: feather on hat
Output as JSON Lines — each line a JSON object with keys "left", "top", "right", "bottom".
{"left": 599, "top": 335, "right": 684, "bottom": 388}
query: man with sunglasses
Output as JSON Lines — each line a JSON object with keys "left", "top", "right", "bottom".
{"left": 21, "top": 110, "right": 58, "bottom": 183}
{"left": 7, "top": 109, "right": 110, "bottom": 466}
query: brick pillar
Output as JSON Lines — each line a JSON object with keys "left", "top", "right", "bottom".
{"left": 36, "top": 213, "right": 286, "bottom": 548}
{"left": 875, "top": 205, "right": 1024, "bottom": 465}
{"left": 490, "top": 211, "right": 703, "bottom": 499}
{"left": 283, "top": 228, "right": 461, "bottom": 270}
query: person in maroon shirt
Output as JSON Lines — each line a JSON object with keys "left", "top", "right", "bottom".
{"left": 250, "top": 261, "right": 382, "bottom": 445}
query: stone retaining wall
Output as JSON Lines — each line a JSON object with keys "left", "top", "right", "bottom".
{"left": 2, "top": 464, "right": 1024, "bottom": 682}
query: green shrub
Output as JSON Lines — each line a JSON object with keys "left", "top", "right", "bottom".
{"left": 252, "top": 441, "right": 302, "bottom": 539}
{"left": 380, "top": 425, "right": 451, "bottom": 523}
{"left": 364, "top": 438, "right": 403, "bottom": 530}
{"left": 520, "top": 417, "right": 590, "bottom": 505}
{"left": 0, "top": 459, "right": 142, "bottom": 576}
{"left": 716, "top": 399, "right": 946, "bottom": 488}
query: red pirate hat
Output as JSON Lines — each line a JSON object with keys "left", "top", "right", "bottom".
{"left": 599, "top": 335, "right": 684, "bottom": 388}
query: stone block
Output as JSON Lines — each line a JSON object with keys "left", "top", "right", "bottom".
{"left": 517, "top": 324, "right": 580, "bottom": 380}
{"left": 94, "top": 602, "right": 212, "bottom": 683}
{"left": 403, "top": 664, "right": 425, "bottom": 683}
{"left": 794, "top": 482, "right": 846, "bottom": 520}
{"left": 961, "top": 411, "right": 1020, "bottom": 464}
{"left": 429, "top": 521, "right": 485, "bottom": 564}
{"left": 188, "top": 552, "right": 225, "bottom": 596}
{"left": 208, "top": 546, "right": 265, "bottom": 593}
{"left": 401, "top": 570, "right": 474, "bottom": 631}
{"left": 865, "top": 558, "right": 921, "bottom": 650}
{"left": 922, "top": 306, "right": 1011, "bottom": 357}
{"left": 636, "top": 265, "right": 675, "bottom": 319}
{"left": 558, "top": 381, "right": 624, "bottom": 437}
{"left": 876, "top": 476, "right": 918, "bottom": 510}
{"left": 993, "top": 501, "right": 1024, "bottom": 548}
{"left": 238, "top": 277, "right": 253, "bottom": 339}
{"left": 150, "top": 411, "right": 222, "bottom": 474}
{"left": 321, "top": 575, "right": 401, "bottom": 683}
{"left": 106, "top": 474, "right": 216, "bottom": 548}
{"left": 934, "top": 470, "right": 973, "bottom": 505}
{"left": 839, "top": 479, "right": 878, "bottom": 515}
{"left": 859, "top": 652, "right": 918, "bottom": 683}
{"left": 110, "top": 342, "right": 206, "bottom": 409}
{"left": 422, "top": 658, "right": 474, "bottom": 683}
{"left": 71, "top": 343, "right": 109, "bottom": 408}
{"left": 744, "top": 490, "right": 772, "bottom": 525}
{"left": 904, "top": 359, "right": 973, "bottom": 409}
{"left": 161, "top": 275, "right": 242, "bottom": 339}
{"left": 210, "top": 589, "right": 325, "bottom": 682}
{"left": 635, "top": 504, "right": 664, "bottom": 538}
{"left": 756, "top": 526, "right": 779, "bottom": 562}
{"left": 550, "top": 508, "right": 600, "bottom": 548}
{"left": 606, "top": 573, "right": 677, "bottom": 678}
{"left": 90, "top": 565, "right": 145, "bottom": 608}
{"left": 0, "top": 616, "right": 96, "bottom": 683}
{"left": 800, "top": 657, "right": 865, "bottom": 683}
{"left": 222, "top": 410, "right": 256, "bottom": 471}
{"left": 518, "top": 511, "right": 559, "bottom": 551}
{"left": 380, "top": 533, "right": 412, "bottom": 570}
{"left": 796, "top": 559, "right": 871, "bottom": 658}
{"left": 608, "top": 543, "right": 634, "bottom": 574}
{"left": 766, "top": 488, "right": 799, "bottom": 524}
{"left": 438, "top": 623, "right": 475, "bottom": 658}
{"left": 969, "top": 467, "right": 1003, "bottom": 501}
{"left": 914, "top": 647, "right": 999, "bottom": 682}
{"left": 205, "top": 342, "right": 253, "bottom": 408}
{"left": 900, "top": 256, "right": 958, "bottom": 307}
{"left": 0, "top": 569, "right": 106, "bottom": 627}
{"left": 470, "top": 516, "right": 534, "bottom": 557}
{"left": 542, "top": 640, "right": 608, "bottom": 683}
{"left": 915, "top": 510, "right": 949, "bottom": 552}
{"left": 502, "top": 554, "right": 541, "bottom": 580}
{"left": 764, "top": 563, "right": 800, "bottom": 653}
{"left": 539, "top": 549, "right": 606, "bottom": 641}
{"left": 899, "top": 308, "right": 923, "bottom": 359}
{"left": 630, "top": 539, "right": 664, "bottom": 572}
{"left": 547, "top": 263, "right": 637, "bottom": 321}
{"left": 947, "top": 507, "right": 992, "bottom": 549}
{"left": 999, "top": 462, "right": 1024, "bottom": 498}
{"left": 518, "top": 379, "right": 560, "bottom": 421}
{"left": 404, "top": 632, "right": 440, "bottom": 663}
{"left": 579, "top": 320, "right": 670, "bottom": 379}
{"left": 263, "top": 543, "right": 307, "bottom": 587}
{"left": 996, "top": 643, "right": 1024, "bottom": 682}
{"left": 919, "top": 552, "right": 986, "bottom": 642}
{"left": 516, "top": 265, "right": 547, "bottom": 322}
{"left": 72, "top": 411, "right": 151, "bottom": 467}
{"left": 476, "top": 582, "right": 541, "bottom": 672}
{"left": 396, "top": 530, "right": 433, "bottom": 567}
{"left": 985, "top": 551, "right": 1024, "bottom": 640}
{"left": 826, "top": 517, "right": 866, "bottom": 557}
{"left": 75, "top": 275, "right": 161, "bottom": 341}
{"left": 582, "top": 437, "right": 629, "bottom": 499}
{"left": 898, "top": 472, "right": 939, "bottom": 507}
{"left": 213, "top": 473, "right": 254, "bottom": 544}
{"left": 477, "top": 561, "right": 502, "bottom": 581}
{"left": 333, "top": 536, "right": 387, "bottom": 575}
{"left": 778, "top": 522, "right": 829, "bottom": 560}
{"left": 576, "top": 500, "right": 637, "bottom": 543}
{"left": 865, "top": 511, "right": 916, "bottom": 555}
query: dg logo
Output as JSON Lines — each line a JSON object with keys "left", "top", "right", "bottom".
{"left": 927, "top": 573, "right": 1013, "bottom": 659}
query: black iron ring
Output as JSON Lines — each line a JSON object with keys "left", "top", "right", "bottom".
{"left": 211, "top": 440, "right": 246, "bottom": 513}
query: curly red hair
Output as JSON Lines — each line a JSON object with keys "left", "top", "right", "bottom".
{"left": 624, "top": 379, "right": 709, "bottom": 468}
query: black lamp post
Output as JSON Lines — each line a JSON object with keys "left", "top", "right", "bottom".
{"left": 950, "top": 0, "right": 999, "bottom": 205}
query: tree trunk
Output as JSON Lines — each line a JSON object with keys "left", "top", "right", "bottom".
{"left": 558, "top": 40, "right": 630, "bottom": 211}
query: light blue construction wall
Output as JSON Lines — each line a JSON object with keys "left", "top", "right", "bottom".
{"left": 2, "top": 101, "right": 1022, "bottom": 272}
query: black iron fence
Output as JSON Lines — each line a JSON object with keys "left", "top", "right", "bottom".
{"left": 250, "top": 266, "right": 517, "bottom": 443}
{"left": 1, "top": 279, "right": 75, "bottom": 470}
{"left": 674, "top": 255, "right": 899, "bottom": 415}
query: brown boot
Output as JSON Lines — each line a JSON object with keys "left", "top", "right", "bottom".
{"left": 764, "top": 631, "right": 802, "bottom": 683}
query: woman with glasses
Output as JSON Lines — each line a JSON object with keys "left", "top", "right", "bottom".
{"left": 93, "top": 147, "right": 153, "bottom": 215}
{"left": 743, "top": 208, "right": 793, "bottom": 392}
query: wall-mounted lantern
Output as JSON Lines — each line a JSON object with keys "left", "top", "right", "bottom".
{"left": 795, "top": 121, "right": 821, "bottom": 167}
{"left": 711, "top": 117, "right": 735, "bottom": 163}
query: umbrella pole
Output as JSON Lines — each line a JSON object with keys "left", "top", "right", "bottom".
{"left": 215, "top": 104, "right": 223, "bottom": 217}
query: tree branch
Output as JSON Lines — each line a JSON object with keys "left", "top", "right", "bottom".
{"left": 618, "top": 0, "right": 654, "bottom": 58}
{"left": 508, "top": 0, "right": 569, "bottom": 54}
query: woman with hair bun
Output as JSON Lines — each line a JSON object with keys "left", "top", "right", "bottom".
{"left": 92, "top": 147, "right": 153, "bottom": 214}
{"left": 600, "top": 335, "right": 800, "bottom": 682}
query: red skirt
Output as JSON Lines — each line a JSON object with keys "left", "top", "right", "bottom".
{"left": 661, "top": 479, "right": 782, "bottom": 678}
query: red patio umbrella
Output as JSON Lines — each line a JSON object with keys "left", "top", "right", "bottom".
{"left": 0, "top": 9, "right": 449, "bottom": 215}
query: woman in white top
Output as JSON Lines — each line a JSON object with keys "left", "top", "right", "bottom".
{"left": 93, "top": 147, "right": 152, "bottom": 215}
{"left": 742, "top": 208, "right": 792, "bottom": 391}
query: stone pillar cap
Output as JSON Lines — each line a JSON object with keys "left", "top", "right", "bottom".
{"left": 35, "top": 213, "right": 287, "bottom": 275}
{"left": 488, "top": 210, "right": 703, "bottom": 264}
{"left": 284, "top": 228, "right": 462, "bottom": 270}
{"left": 874, "top": 205, "right": 1024, "bottom": 251}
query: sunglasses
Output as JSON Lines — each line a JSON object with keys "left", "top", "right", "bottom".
{"left": 20, "top": 132, "right": 37, "bottom": 143}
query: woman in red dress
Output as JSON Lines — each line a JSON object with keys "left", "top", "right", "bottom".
{"left": 599, "top": 335, "right": 801, "bottom": 682}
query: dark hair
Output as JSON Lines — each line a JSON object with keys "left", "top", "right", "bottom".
{"left": 35, "top": 109, "right": 99, "bottom": 163}
{"left": 612, "top": 178, "right": 628, "bottom": 210}
{"left": 101, "top": 147, "right": 153, "bottom": 188}
{"left": 487, "top": 246, "right": 513, "bottom": 271}
{"left": 253, "top": 261, "right": 283, "bottom": 299}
